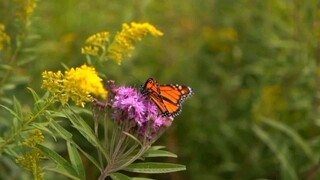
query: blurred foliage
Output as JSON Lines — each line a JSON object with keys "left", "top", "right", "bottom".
{"left": 1, "top": 0, "right": 320, "bottom": 179}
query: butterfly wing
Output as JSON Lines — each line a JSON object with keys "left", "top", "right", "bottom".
{"left": 141, "top": 78, "right": 161, "bottom": 95}
{"left": 159, "top": 84, "right": 193, "bottom": 104}
{"left": 148, "top": 92, "right": 171, "bottom": 114}
{"left": 142, "top": 78, "right": 193, "bottom": 117}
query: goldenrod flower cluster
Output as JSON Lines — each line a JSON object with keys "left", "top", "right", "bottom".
{"left": 82, "top": 22, "right": 163, "bottom": 65}
{"left": 16, "top": 130, "right": 45, "bottom": 180}
{"left": 109, "top": 22, "right": 163, "bottom": 64}
{"left": 203, "top": 27, "right": 238, "bottom": 52}
{"left": 0, "top": 24, "right": 10, "bottom": 50}
{"left": 81, "top": 32, "right": 110, "bottom": 55}
{"left": 23, "top": 129, "right": 45, "bottom": 147}
{"left": 15, "top": 0, "right": 37, "bottom": 20}
{"left": 42, "top": 64, "right": 108, "bottom": 107}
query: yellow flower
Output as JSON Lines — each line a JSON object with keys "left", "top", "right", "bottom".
{"left": 85, "top": 31, "right": 110, "bottom": 46}
{"left": 15, "top": 0, "right": 37, "bottom": 20}
{"left": 81, "top": 45, "right": 100, "bottom": 56}
{"left": 42, "top": 64, "right": 108, "bottom": 107}
{"left": 82, "top": 22, "right": 163, "bottom": 65}
{"left": 16, "top": 129, "right": 45, "bottom": 180}
{"left": 16, "top": 149, "right": 44, "bottom": 180}
{"left": 203, "top": 27, "right": 238, "bottom": 53}
{"left": 23, "top": 129, "right": 45, "bottom": 147}
{"left": 81, "top": 32, "right": 110, "bottom": 56}
{"left": 0, "top": 24, "right": 10, "bottom": 51}
{"left": 109, "top": 22, "right": 163, "bottom": 64}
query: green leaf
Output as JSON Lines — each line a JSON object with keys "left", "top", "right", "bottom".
{"left": 27, "top": 87, "right": 43, "bottom": 111}
{"left": 48, "top": 118, "right": 102, "bottom": 171}
{"left": 31, "top": 122, "right": 53, "bottom": 137}
{"left": 0, "top": 104, "right": 21, "bottom": 124}
{"left": 110, "top": 172, "right": 132, "bottom": 180}
{"left": 122, "top": 131, "right": 142, "bottom": 146}
{"left": 253, "top": 124, "right": 298, "bottom": 180}
{"left": 12, "top": 97, "right": 23, "bottom": 122}
{"left": 143, "top": 149, "right": 177, "bottom": 158}
{"left": 67, "top": 142, "right": 86, "bottom": 180}
{"left": 0, "top": 64, "right": 13, "bottom": 70}
{"left": 0, "top": 84, "right": 16, "bottom": 91}
{"left": 63, "top": 108, "right": 109, "bottom": 160}
{"left": 49, "top": 119, "right": 73, "bottom": 140}
{"left": 124, "top": 162, "right": 186, "bottom": 174}
{"left": 36, "top": 144, "right": 79, "bottom": 179}
{"left": 148, "top": 146, "right": 166, "bottom": 150}
{"left": 110, "top": 172, "right": 155, "bottom": 180}
{"left": 45, "top": 167, "right": 81, "bottom": 180}
{"left": 73, "top": 143, "right": 102, "bottom": 171}
{"left": 27, "top": 87, "right": 40, "bottom": 102}
{"left": 261, "top": 118, "right": 315, "bottom": 162}
{"left": 17, "top": 56, "right": 36, "bottom": 66}
{"left": 10, "top": 75, "right": 30, "bottom": 84}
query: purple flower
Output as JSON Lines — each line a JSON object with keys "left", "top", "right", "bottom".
{"left": 93, "top": 81, "right": 175, "bottom": 142}
{"left": 110, "top": 86, "right": 173, "bottom": 139}
{"left": 112, "top": 87, "right": 157, "bottom": 126}
{"left": 154, "top": 116, "right": 173, "bottom": 128}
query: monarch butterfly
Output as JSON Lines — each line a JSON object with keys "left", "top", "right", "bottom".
{"left": 141, "top": 78, "right": 193, "bottom": 117}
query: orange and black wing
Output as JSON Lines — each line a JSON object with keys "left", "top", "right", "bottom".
{"left": 159, "top": 84, "right": 193, "bottom": 104}
{"left": 158, "top": 84, "right": 193, "bottom": 117}
{"left": 142, "top": 78, "right": 193, "bottom": 117}
{"left": 141, "top": 78, "right": 161, "bottom": 95}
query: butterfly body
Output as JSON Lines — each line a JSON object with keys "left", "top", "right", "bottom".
{"left": 141, "top": 78, "right": 193, "bottom": 117}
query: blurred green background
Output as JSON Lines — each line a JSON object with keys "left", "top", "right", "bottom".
{"left": 2, "top": 0, "right": 320, "bottom": 179}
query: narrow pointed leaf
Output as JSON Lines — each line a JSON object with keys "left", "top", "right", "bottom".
{"left": 27, "top": 87, "right": 43, "bottom": 111}
{"left": 110, "top": 173, "right": 155, "bottom": 180}
{"left": 73, "top": 143, "right": 102, "bottom": 171}
{"left": 0, "top": 104, "right": 21, "bottom": 131}
{"left": 67, "top": 142, "right": 86, "bottom": 180}
{"left": 31, "top": 122, "right": 54, "bottom": 139}
{"left": 0, "top": 104, "right": 21, "bottom": 122}
{"left": 143, "top": 149, "right": 177, "bottom": 158}
{"left": 36, "top": 144, "right": 78, "bottom": 178}
{"left": 63, "top": 108, "right": 108, "bottom": 160}
{"left": 49, "top": 119, "right": 73, "bottom": 140}
{"left": 13, "top": 97, "right": 23, "bottom": 122}
{"left": 149, "top": 146, "right": 165, "bottom": 150}
{"left": 27, "top": 87, "right": 40, "bottom": 102}
{"left": 261, "top": 118, "right": 315, "bottom": 162}
{"left": 124, "top": 162, "right": 186, "bottom": 174}
{"left": 122, "top": 131, "right": 142, "bottom": 146}
{"left": 45, "top": 167, "right": 81, "bottom": 180}
{"left": 253, "top": 124, "right": 298, "bottom": 180}
{"left": 110, "top": 172, "right": 132, "bottom": 180}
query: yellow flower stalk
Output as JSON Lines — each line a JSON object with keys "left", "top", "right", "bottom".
{"left": 0, "top": 24, "right": 10, "bottom": 50}
{"left": 81, "top": 31, "right": 110, "bottom": 56}
{"left": 42, "top": 64, "right": 108, "bottom": 107}
{"left": 82, "top": 22, "right": 163, "bottom": 65}
{"left": 109, "top": 22, "right": 163, "bottom": 64}
{"left": 23, "top": 129, "right": 45, "bottom": 147}
{"left": 15, "top": 0, "right": 37, "bottom": 20}
{"left": 16, "top": 130, "right": 45, "bottom": 180}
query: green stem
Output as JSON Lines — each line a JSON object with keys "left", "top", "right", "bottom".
{"left": 0, "top": 96, "right": 55, "bottom": 152}
{"left": 0, "top": 43, "right": 22, "bottom": 85}
{"left": 98, "top": 144, "right": 150, "bottom": 180}
{"left": 93, "top": 108, "right": 104, "bottom": 169}
{"left": 0, "top": 17, "right": 29, "bottom": 86}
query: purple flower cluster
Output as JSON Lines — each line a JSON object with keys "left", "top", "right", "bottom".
{"left": 111, "top": 86, "right": 173, "bottom": 134}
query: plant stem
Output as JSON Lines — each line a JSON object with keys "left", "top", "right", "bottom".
{"left": 0, "top": 96, "right": 55, "bottom": 152}
{"left": 98, "top": 145, "right": 149, "bottom": 180}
